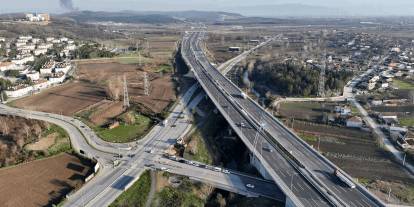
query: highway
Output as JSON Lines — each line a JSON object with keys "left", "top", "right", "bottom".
{"left": 0, "top": 33, "right": 283, "bottom": 207}
{"left": 182, "top": 30, "right": 386, "bottom": 207}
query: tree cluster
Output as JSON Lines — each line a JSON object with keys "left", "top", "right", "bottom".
{"left": 0, "top": 115, "right": 50, "bottom": 167}
{"left": 249, "top": 59, "right": 353, "bottom": 97}
{"left": 73, "top": 44, "right": 115, "bottom": 59}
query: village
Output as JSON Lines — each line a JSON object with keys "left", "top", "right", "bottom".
{"left": 0, "top": 34, "right": 77, "bottom": 100}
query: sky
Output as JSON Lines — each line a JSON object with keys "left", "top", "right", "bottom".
{"left": 0, "top": 0, "right": 413, "bottom": 17}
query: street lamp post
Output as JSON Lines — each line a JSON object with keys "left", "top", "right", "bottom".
{"left": 403, "top": 152, "right": 406, "bottom": 166}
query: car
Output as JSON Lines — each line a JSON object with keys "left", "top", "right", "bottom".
{"left": 262, "top": 145, "right": 274, "bottom": 152}
{"left": 192, "top": 163, "right": 200, "bottom": 167}
{"left": 222, "top": 169, "right": 230, "bottom": 174}
{"left": 171, "top": 124, "right": 177, "bottom": 127}
{"left": 145, "top": 149, "right": 154, "bottom": 153}
{"left": 160, "top": 167, "right": 167, "bottom": 171}
{"left": 144, "top": 163, "right": 154, "bottom": 167}
{"left": 246, "top": 184, "right": 255, "bottom": 189}
{"left": 214, "top": 167, "right": 222, "bottom": 172}
{"left": 237, "top": 122, "right": 246, "bottom": 128}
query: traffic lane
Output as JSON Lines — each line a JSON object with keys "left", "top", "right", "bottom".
{"left": 0, "top": 107, "right": 113, "bottom": 159}
{"left": 151, "top": 158, "right": 285, "bottom": 201}
{"left": 184, "top": 40, "right": 330, "bottom": 205}
{"left": 191, "top": 37, "right": 377, "bottom": 207}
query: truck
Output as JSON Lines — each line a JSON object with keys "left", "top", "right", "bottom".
{"left": 241, "top": 92, "right": 247, "bottom": 99}
{"left": 334, "top": 169, "right": 356, "bottom": 188}
{"left": 162, "top": 119, "right": 168, "bottom": 127}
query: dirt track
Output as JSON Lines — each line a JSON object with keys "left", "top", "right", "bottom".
{"left": 0, "top": 153, "right": 92, "bottom": 207}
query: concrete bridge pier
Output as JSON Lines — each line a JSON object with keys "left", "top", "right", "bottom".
{"left": 250, "top": 153, "right": 296, "bottom": 207}
{"left": 249, "top": 153, "right": 272, "bottom": 180}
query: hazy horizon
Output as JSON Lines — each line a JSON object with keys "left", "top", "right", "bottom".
{"left": 0, "top": 0, "right": 414, "bottom": 17}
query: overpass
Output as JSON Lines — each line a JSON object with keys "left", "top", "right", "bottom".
{"left": 181, "top": 30, "right": 386, "bottom": 207}
{"left": 145, "top": 156, "right": 285, "bottom": 201}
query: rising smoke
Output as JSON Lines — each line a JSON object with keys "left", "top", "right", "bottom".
{"left": 60, "top": 0, "right": 76, "bottom": 11}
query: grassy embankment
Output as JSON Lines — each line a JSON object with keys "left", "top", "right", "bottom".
{"left": 110, "top": 170, "right": 151, "bottom": 207}
{"left": 95, "top": 112, "right": 152, "bottom": 143}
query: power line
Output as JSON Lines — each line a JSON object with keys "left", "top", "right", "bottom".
{"left": 318, "top": 50, "right": 327, "bottom": 98}
{"left": 143, "top": 72, "right": 150, "bottom": 96}
{"left": 123, "top": 74, "right": 130, "bottom": 109}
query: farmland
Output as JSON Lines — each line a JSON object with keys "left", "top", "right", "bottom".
{"left": 77, "top": 62, "right": 176, "bottom": 115}
{"left": 11, "top": 81, "right": 105, "bottom": 116}
{"left": 279, "top": 102, "right": 414, "bottom": 205}
{"left": 0, "top": 153, "right": 93, "bottom": 207}
{"left": 11, "top": 62, "right": 176, "bottom": 117}
{"left": 393, "top": 79, "right": 414, "bottom": 90}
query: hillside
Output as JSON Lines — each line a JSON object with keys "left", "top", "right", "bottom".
{"left": 58, "top": 10, "right": 243, "bottom": 24}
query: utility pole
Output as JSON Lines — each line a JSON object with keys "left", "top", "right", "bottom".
{"left": 123, "top": 74, "right": 130, "bottom": 109}
{"left": 387, "top": 187, "right": 392, "bottom": 202}
{"left": 318, "top": 50, "right": 327, "bottom": 98}
{"left": 146, "top": 39, "right": 150, "bottom": 57}
{"left": 403, "top": 152, "right": 406, "bottom": 166}
{"left": 136, "top": 40, "right": 142, "bottom": 66}
{"left": 317, "top": 136, "right": 321, "bottom": 151}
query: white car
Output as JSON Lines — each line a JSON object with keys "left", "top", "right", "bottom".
{"left": 222, "top": 169, "right": 230, "bottom": 174}
{"left": 246, "top": 184, "right": 255, "bottom": 189}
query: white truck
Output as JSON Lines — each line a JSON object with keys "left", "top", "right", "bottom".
{"left": 241, "top": 92, "right": 247, "bottom": 99}
{"left": 162, "top": 119, "right": 168, "bottom": 126}
{"left": 335, "top": 169, "right": 356, "bottom": 188}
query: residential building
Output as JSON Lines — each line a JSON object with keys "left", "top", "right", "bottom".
{"left": 11, "top": 55, "right": 34, "bottom": 65}
{"left": 39, "top": 61, "right": 55, "bottom": 74}
{"left": 54, "top": 62, "right": 72, "bottom": 74}
{"left": 346, "top": 116, "right": 363, "bottom": 128}
{"left": 26, "top": 71, "right": 40, "bottom": 81}
{"left": 34, "top": 48, "right": 48, "bottom": 56}
{"left": 0, "top": 62, "right": 15, "bottom": 71}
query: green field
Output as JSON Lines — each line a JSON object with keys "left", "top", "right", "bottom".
{"left": 298, "top": 132, "right": 318, "bottom": 142}
{"left": 156, "top": 64, "right": 173, "bottom": 73}
{"left": 110, "top": 170, "right": 151, "bottom": 207}
{"left": 393, "top": 79, "right": 414, "bottom": 90}
{"left": 46, "top": 125, "right": 72, "bottom": 156}
{"left": 96, "top": 113, "right": 152, "bottom": 143}
{"left": 279, "top": 102, "right": 329, "bottom": 122}
{"left": 400, "top": 117, "right": 414, "bottom": 127}
{"left": 29, "top": 124, "right": 71, "bottom": 159}
{"left": 114, "top": 52, "right": 158, "bottom": 65}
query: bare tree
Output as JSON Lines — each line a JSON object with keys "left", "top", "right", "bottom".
{"left": 124, "top": 112, "right": 135, "bottom": 125}
{"left": 22, "top": 123, "right": 31, "bottom": 139}
{"left": 409, "top": 90, "right": 414, "bottom": 104}
{"left": 105, "top": 76, "right": 123, "bottom": 101}
{"left": 0, "top": 117, "right": 9, "bottom": 135}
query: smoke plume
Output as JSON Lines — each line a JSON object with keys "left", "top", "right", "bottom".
{"left": 60, "top": 0, "right": 76, "bottom": 11}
